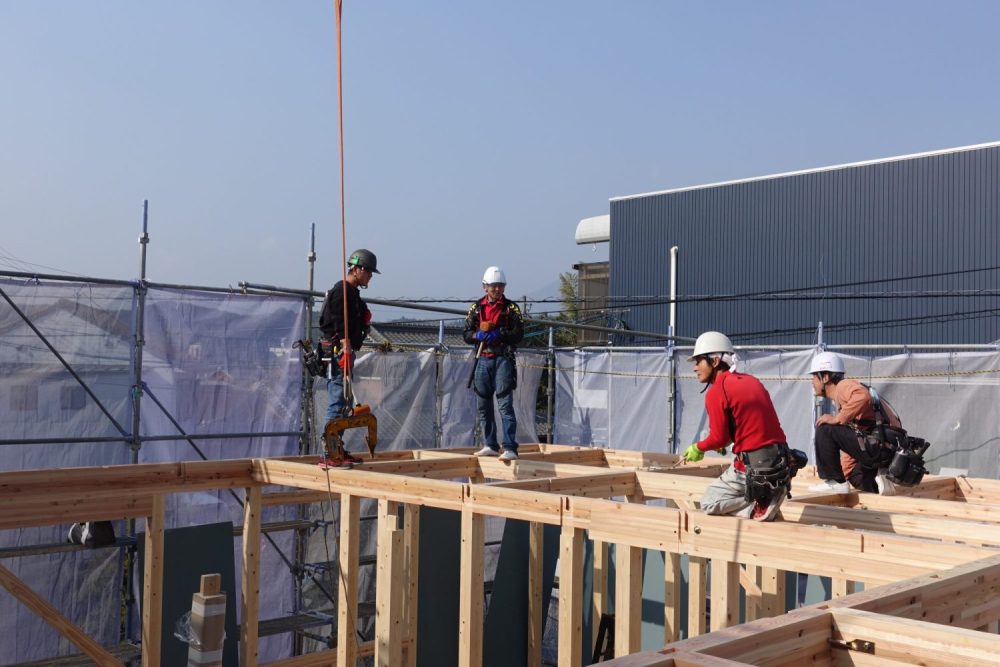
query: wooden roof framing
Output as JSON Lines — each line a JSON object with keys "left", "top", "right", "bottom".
{"left": 2, "top": 445, "right": 1000, "bottom": 666}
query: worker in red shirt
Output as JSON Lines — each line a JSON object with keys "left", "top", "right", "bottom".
{"left": 682, "top": 331, "right": 794, "bottom": 521}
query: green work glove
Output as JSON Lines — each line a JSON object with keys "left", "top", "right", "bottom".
{"left": 683, "top": 444, "right": 704, "bottom": 462}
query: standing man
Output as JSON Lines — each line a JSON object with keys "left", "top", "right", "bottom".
{"left": 682, "top": 331, "right": 793, "bottom": 521}
{"left": 807, "top": 351, "right": 896, "bottom": 495}
{"left": 463, "top": 266, "right": 524, "bottom": 461}
{"left": 319, "top": 248, "right": 378, "bottom": 422}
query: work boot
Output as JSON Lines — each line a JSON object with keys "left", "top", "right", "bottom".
{"left": 806, "top": 479, "right": 851, "bottom": 494}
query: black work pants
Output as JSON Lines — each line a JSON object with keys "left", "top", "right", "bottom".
{"left": 814, "top": 423, "right": 876, "bottom": 492}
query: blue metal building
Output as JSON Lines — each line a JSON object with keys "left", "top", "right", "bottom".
{"left": 608, "top": 142, "right": 1000, "bottom": 345}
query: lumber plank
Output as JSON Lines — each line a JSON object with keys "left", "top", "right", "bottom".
{"left": 831, "top": 607, "right": 1000, "bottom": 665}
{"left": 567, "top": 497, "right": 682, "bottom": 551}
{"left": 465, "top": 484, "right": 565, "bottom": 524}
{"left": 616, "top": 542, "right": 643, "bottom": 655}
{"left": 709, "top": 559, "right": 740, "bottom": 631}
{"left": 336, "top": 494, "right": 360, "bottom": 667}
{"left": 458, "top": 508, "right": 485, "bottom": 667}
{"left": 558, "top": 525, "right": 584, "bottom": 667}
{"left": 241, "top": 486, "right": 262, "bottom": 667}
{"left": 528, "top": 522, "right": 544, "bottom": 667}
{"left": 688, "top": 556, "right": 707, "bottom": 638}
{"left": 664, "top": 551, "right": 682, "bottom": 643}
{"left": 142, "top": 494, "right": 165, "bottom": 667}
{"left": 375, "top": 500, "right": 403, "bottom": 667}
{"left": 402, "top": 504, "right": 420, "bottom": 667}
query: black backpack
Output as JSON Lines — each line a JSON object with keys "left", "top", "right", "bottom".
{"left": 67, "top": 521, "right": 116, "bottom": 548}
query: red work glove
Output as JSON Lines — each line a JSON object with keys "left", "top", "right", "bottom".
{"left": 337, "top": 353, "right": 350, "bottom": 373}
{"left": 364, "top": 309, "right": 372, "bottom": 325}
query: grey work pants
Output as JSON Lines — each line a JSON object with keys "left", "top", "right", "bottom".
{"left": 699, "top": 462, "right": 755, "bottom": 519}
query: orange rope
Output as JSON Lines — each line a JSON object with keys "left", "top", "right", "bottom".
{"left": 334, "top": 0, "right": 353, "bottom": 392}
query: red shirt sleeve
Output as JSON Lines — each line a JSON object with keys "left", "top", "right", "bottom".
{"left": 697, "top": 382, "right": 733, "bottom": 451}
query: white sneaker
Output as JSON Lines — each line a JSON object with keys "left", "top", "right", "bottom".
{"left": 474, "top": 446, "right": 500, "bottom": 457}
{"left": 498, "top": 449, "right": 519, "bottom": 462}
{"left": 807, "top": 480, "right": 851, "bottom": 494}
{"left": 875, "top": 473, "right": 897, "bottom": 496}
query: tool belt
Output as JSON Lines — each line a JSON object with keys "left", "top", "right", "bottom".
{"left": 741, "top": 443, "right": 795, "bottom": 503}
{"left": 853, "top": 424, "right": 907, "bottom": 469}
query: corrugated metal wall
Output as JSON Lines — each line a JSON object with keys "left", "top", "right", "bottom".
{"left": 609, "top": 144, "right": 1000, "bottom": 345}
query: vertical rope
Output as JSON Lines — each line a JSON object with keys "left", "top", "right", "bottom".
{"left": 334, "top": 0, "right": 353, "bottom": 395}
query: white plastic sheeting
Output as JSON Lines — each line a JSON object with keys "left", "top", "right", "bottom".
{"left": 2, "top": 275, "right": 998, "bottom": 662}
{"left": 555, "top": 346, "right": 1000, "bottom": 478}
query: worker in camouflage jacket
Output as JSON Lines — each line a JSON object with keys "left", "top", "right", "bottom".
{"left": 463, "top": 266, "right": 524, "bottom": 461}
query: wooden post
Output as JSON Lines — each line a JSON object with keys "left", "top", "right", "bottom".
{"left": 614, "top": 543, "right": 643, "bottom": 655}
{"left": 687, "top": 556, "right": 707, "bottom": 637}
{"left": 143, "top": 493, "right": 165, "bottom": 666}
{"left": 759, "top": 567, "right": 786, "bottom": 618}
{"left": 709, "top": 559, "right": 739, "bottom": 631}
{"left": 403, "top": 504, "right": 421, "bottom": 667}
{"left": 591, "top": 539, "right": 609, "bottom": 653}
{"left": 458, "top": 507, "right": 485, "bottom": 667}
{"left": 558, "top": 525, "right": 584, "bottom": 667}
{"left": 188, "top": 574, "right": 226, "bottom": 667}
{"left": 375, "top": 499, "right": 403, "bottom": 667}
{"left": 241, "top": 486, "right": 261, "bottom": 667}
{"left": 664, "top": 551, "right": 681, "bottom": 643}
{"left": 832, "top": 578, "right": 856, "bottom": 598}
{"left": 527, "top": 521, "right": 544, "bottom": 667}
{"left": 337, "top": 494, "right": 360, "bottom": 667}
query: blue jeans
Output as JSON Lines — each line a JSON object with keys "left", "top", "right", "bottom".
{"left": 473, "top": 355, "right": 517, "bottom": 451}
{"left": 325, "top": 352, "right": 355, "bottom": 421}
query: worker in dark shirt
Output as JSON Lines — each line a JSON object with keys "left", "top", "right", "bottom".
{"left": 318, "top": 248, "right": 378, "bottom": 421}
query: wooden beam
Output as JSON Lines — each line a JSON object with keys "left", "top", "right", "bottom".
{"left": 527, "top": 521, "right": 544, "bottom": 667}
{"left": 337, "top": 494, "right": 360, "bottom": 667}
{"left": 241, "top": 486, "right": 262, "bottom": 667}
{"left": 831, "top": 607, "right": 1000, "bottom": 665}
{"left": 375, "top": 500, "right": 403, "bottom": 667}
{"left": 403, "top": 504, "right": 420, "bottom": 667}
{"left": 485, "top": 469, "right": 638, "bottom": 499}
{"left": 592, "top": 539, "right": 609, "bottom": 657}
{"left": 758, "top": 567, "right": 786, "bottom": 619}
{"left": 687, "top": 556, "right": 707, "bottom": 638}
{"left": 558, "top": 525, "right": 584, "bottom": 667}
{"left": 0, "top": 561, "right": 121, "bottom": 666}
{"left": 615, "top": 492, "right": 645, "bottom": 656}
{"left": 142, "top": 493, "right": 165, "bottom": 667}
{"left": 466, "top": 484, "right": 565, "bottom": 524}
{"left": 615, "top": 542, "right": 643, "bottom": 655}
{"left": 567, "top": 497, "right": 682, "bottom": 552}
{"left": 253, "top": 460, "right": 465, "bottom": 511}
{"left": 663, "top": 551, "right": 681, "bottom": 643}
{"left": 458, "top": 508, "right": 485, "bottom": 667}
{"left": 709, "top": 560, "right": 739, "bottom": 631}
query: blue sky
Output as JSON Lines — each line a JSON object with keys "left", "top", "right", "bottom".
{"left": 2, "top": 1, "right": 998, "bottom": 320}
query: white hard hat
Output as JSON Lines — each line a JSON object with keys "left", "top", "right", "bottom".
{"left": 482, "top": 266, "right": 507, "bottom": 285}
{"left": 809, "top": 351, "right": 845, "bottom": 375}
{"left": 687, "top": 331, "right": 735, "bottom": 362}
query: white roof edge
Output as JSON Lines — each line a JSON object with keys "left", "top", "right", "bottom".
{"left": 575, "top": 214, "right": 610, "bottom": 244}
{"left": 609, "top": 140, "right": 1000, "bottom": 202}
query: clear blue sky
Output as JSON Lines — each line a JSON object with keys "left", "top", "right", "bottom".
{"left": 2, "top": 1, "right": 998, "bottom": 320}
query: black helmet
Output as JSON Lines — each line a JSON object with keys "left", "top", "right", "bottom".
{"left": 347, "top": 248, "right": 380, "bottom": 274}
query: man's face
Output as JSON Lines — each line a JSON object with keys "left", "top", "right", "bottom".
{"left": 692, "top": 355, "right": 715, "bottom": 384}
{"left": 810, "top": 373, "right": 825, "bottom": 396}
{"left": 484, "top": 282, "right": 505, "bottom": 301}
{"left": 354, "top": 266, "right": 373, "bottom": 288}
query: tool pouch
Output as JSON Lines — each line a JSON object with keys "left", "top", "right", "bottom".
{"left": 743, "top": 444, "right": 793, "bottom": 503}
